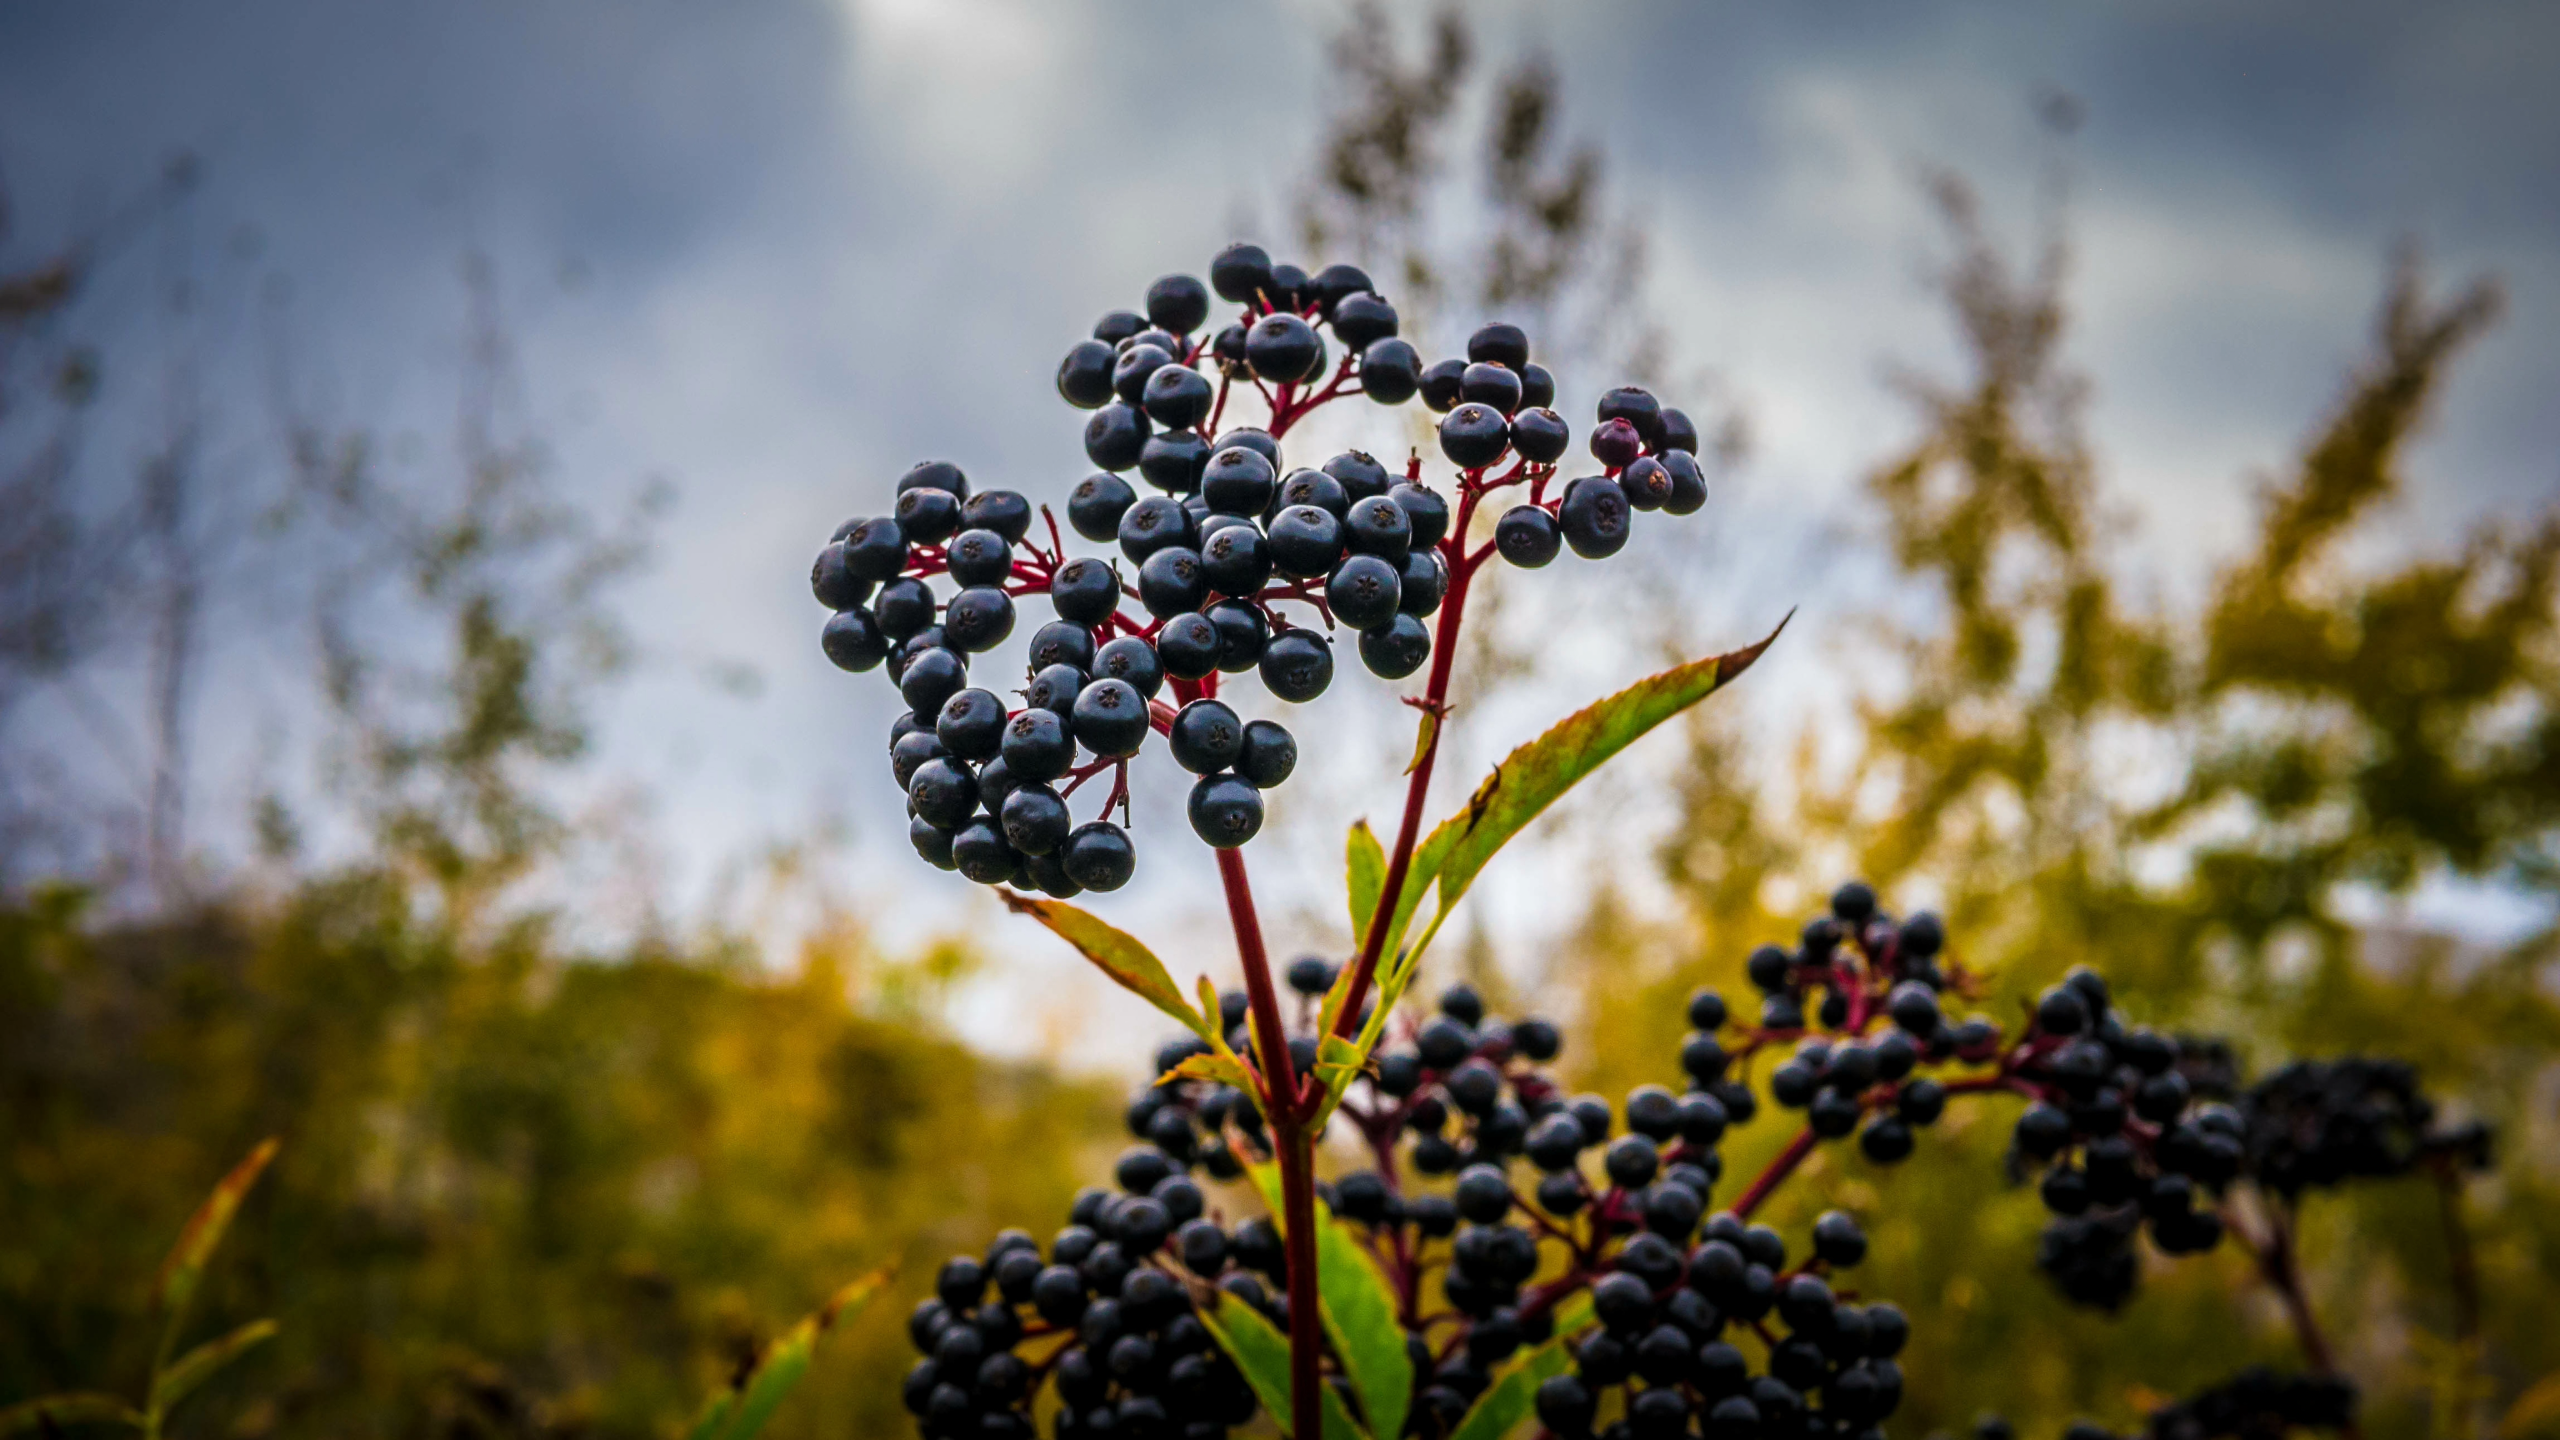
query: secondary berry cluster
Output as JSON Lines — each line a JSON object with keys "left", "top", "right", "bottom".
{"left": 1996, "top": 982, "right": 2491, "bottom": 1312}
{"left": 901, "top": 879, "right": 2494, "bottom": 1440}
{"left": 1970, "top": 1366, "right": 2358, "bottom": 1440}
{"left": 808, "top": 242, "right": 1715, "bottom": 894}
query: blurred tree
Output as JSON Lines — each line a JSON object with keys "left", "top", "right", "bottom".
{"left": 1577, "top": 160, "right": 2559, "bottom": 1440}
{"left": 1293, "top": 0, "right": 1681, "bottom": 392}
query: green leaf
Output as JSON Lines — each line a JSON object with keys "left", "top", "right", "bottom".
{"left": 684, "top": 1269, "right": 891, "bottom": 1440}
{"left": 1339, "top": 620, "right": 1788, "bottom": 1081}
{"left": 1198, "top": 1297, "right": 1369, "bottom": 1440}
{"left": 1427, "top": 622, "right": 1784, "bottom": 913}
{"left": 1344, "top": 819, "right": 1385, "bottom": 947}
{"left": 148, "top": 1318, "right": 276, "bottom": 1421}
{"left": 0, "top": 1394, "right": 145, "bottom": 1435}
{"left": 152, "top": 1138, "right": 279, "bottom": 1373}
{"left": 1242, "top": 1163, "right": 1411, "bottom": 1440}
{"left": 999, "top": 892, "right": 1213, "bottom": 1041}
{"left": 1163, "top": 1050, "right": 1258, "bottom": 1091}
{"left": 1447, "top": 1293, "right": 1600, "bottom": 1440}
{"left": 1314, "top": 1208, "right": 1410, "bottom": 1440}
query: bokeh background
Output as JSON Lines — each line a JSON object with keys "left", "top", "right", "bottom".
{"left": 3, "top": 1, "right": 2555, "bottom": 1436}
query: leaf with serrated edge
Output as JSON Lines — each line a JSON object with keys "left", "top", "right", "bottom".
{"left": 686, "top": 1270, "right": 891, "bottom": 1440}
{"left": 1199, "top": 1298, "right": 1369, "bottom": 1440}
{"left": 153, "top": 1138, "right": 279, "bottom": 1372}
{"left": 1332, "top": 622, "right": 1787, "bottom": 1111}
{"left": 1447, "top": 1293, "right": 1599, "bottom": 1440}
{"left": 1428, "top": 622, "right": 1782, "bottom": 918}
{"left": 150, "top": 1318, "right": 277, "bottom": 1420}
{"left": 1243, "top": 1163, "right": 1410, "bottom": 1440}
{"left": 0, "top": 1394, "right": 145, "bottom": 1435}
{"left": 999, "top": 892, "right": 1212, "bottom": 1041}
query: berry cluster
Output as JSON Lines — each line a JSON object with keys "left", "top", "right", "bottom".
{"left": 2241, "top": 1057, "right": 2491, "bottom": 1197}
{"left": 1745, "top": 882, "right": 2001, "bottom": 1167}
{"left": 1971, "top": 1367, "right": 2358, "bottom": 1440}
{"left": 810, "top": 243, "right": 1716, "bottom": 894}
{"left": 1998, "top": 983, "right": 2490, "bottom": 1311}
{"left": 906, "top": 881, "right": 2495, "bottom": 1439}
{"left": 916, "top": 932, "right": 1943, "bottom": 1440}
{"left": 1533, "top": 1210, "right": 1909, "bottom": 1440}
{"left": 1997, "top": 970, "right": 2240, "bottom": 1308}
{"left": 900, "top": 1188, "right": 1278, "bottom": 1440}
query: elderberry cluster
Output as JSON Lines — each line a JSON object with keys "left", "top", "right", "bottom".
{"left": 2001, "top": 968, "right": 2242, "bottom": 1307}
{"left": 811, "top": 244, "right": 1717, "bottom": 894}
{"left": 1537, "top": 1210, "right": 1909, "bottom": 1440}
{"left": 1969, "top": 1367, "right": 2358, "bottom": 1440}
{"left": 901, "top": 1182, "right": 1280, "bottom": 1440}
{"left": 1747, "top": 883, "right": 2003, "bottom": 1167}
{"left": 2001, "top": 977, "right": 2493, "bottom": 1311}
{"left": 2241, "top": 1057, "right": 2491, "bottom": 1196}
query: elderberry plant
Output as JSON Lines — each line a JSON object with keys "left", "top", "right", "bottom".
{"left": 808, "top": 250, "right": 2486, "bottom": 1440}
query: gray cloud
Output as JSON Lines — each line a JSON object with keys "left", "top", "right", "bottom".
{"left": 4, "top": 0, "right": 2552, "bottom": 1062}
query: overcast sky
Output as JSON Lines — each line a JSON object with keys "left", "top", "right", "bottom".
{"left": 5, "top": 0, "right": 2554, "bottom": 1064}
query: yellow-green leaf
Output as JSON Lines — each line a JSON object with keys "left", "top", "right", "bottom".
{"left": 0, "top": 1394, "right": 145, "bottom": 1435}
{"left": 149, "top": 1318, "right": 276, "bottom": 1420}
{"left": 1428, "top": 622, "right": 1783, "bottom": 911}
{"left": 1242, "top": 1162, "right": 1411, "bottom": 1440}
{"left": 1344, "top": 819, "right": 1385, "bottom": 954}
{"left": 1447, "top": 1293, "right": 1599, "bottom": 1440}
{"left": 1314, "top": 1206, "right": 1410, "bottom": 1440}
{"left": 1000, "top": 892, "right": 1213, "bottom": 1041}
{"left": 1198, "top": 1296, "right": 1369, "bottom": 1440}
{"left": 1163, "top": 1050, "right": 1258, "bottom": 1091}
{"left": 685, "top": 1269, "right": 891, "bottom": 1440}
{"left": 153, "top": 1138, "right": 279, "bottom": 1370}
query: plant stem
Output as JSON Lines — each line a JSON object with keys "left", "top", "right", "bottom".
{"left": 1730, "top": 1125, "right": 1819, "bottom": 1219}
{"left": 2430, "top": 1156, "right": 2481, "bottom": 1350}
{"left": 1212, "top": 845, "right": 1322, "bottom": 1436}
{"left": 1326, "top": 485, "right": 1483, "bottom": 1056}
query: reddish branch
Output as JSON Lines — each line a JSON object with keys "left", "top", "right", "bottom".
{"left": 1211, "top": 845, "right": 1322, "bottom": 1437}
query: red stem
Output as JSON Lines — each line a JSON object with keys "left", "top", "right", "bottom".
{"left": 1322, "top": 484, "right": 1485, "bottom": 1067}
{"left": 1731, "top": 1126, "right": 1819, "bottom": 1219}
{"left": 1212, "top": 845, "right": 1322, "bottom": 1436}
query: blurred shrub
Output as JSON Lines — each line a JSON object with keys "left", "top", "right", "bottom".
{"left": 0, "top": 882, "right": 1117, "bottom": 1437}
{"left": 1564, "top": 179, "right": 2559, "bottom": 1440}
